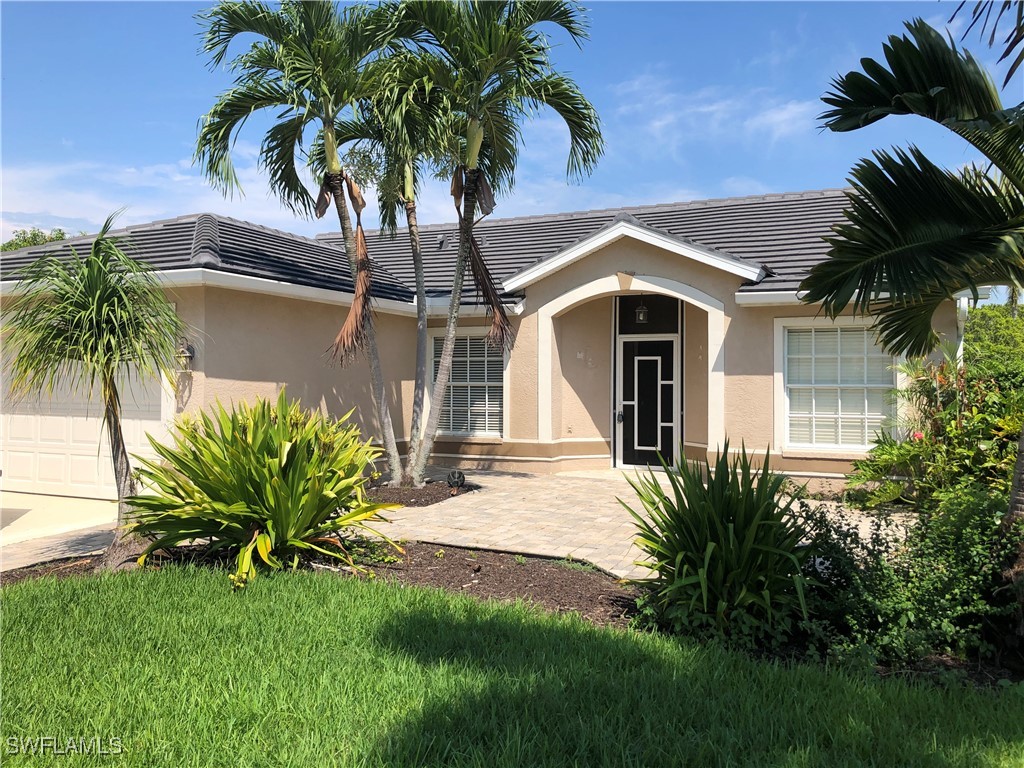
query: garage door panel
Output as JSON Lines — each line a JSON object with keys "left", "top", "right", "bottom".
{"left": 6, "top": 414, "right": 37, "bottom": 443}
{"left": 36, "top": 453, "right": 68, "bottom": 484}
{"left": 2, "top": 367, "right": 167, "bottom": 500}
{"left": 38, "top": 415, "right": 70, "bottom": 444}
{"left": 70, "top": 416, "right": 104, "bottom": 447}
{"left": 5, "top": 451, "right": 36, "bottom": 483}
{"left": 70, "top": 454, "right": 106, "bottom": 486}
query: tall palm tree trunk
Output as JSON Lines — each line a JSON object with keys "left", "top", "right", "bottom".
{"left": 99, "top": 382, "right": 140, "bottom": 570}
{"left": 411, "top": 169, "right": 479, "bottom": 485}
{"left": 325, "top": 171, "right": 402, "bottom": 482}
{"left": 403, "top": 197, "right": 429, "bottom": 484}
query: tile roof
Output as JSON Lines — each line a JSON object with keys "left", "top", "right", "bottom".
{"left": 319, "top": 188, "right": 851, "bottom": 295}
{"left": 1, "top": 189, "right": 851, "bottom": 303}
{"left": 0, "top": 213, "right": 414, "bottom": 302}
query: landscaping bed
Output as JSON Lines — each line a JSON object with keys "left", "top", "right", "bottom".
{"left": 366, "top": 478, "right": 478, "bottom": 507}
{"left": 0, "top": 542, "right": 635, "bottom": 628}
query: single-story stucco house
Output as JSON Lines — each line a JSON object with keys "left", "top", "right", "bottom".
{"left": 0, "top": 188, "right": 965, "bottom": 500}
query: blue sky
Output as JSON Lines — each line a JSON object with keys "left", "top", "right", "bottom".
{"left": 1, "top": 1, "right": 1019, "bottom": 243}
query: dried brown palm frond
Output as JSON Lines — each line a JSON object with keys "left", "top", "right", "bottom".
{"left": 468, "top": 235, "right": 514, "bottom": 350}
{"left": 329, "top": 175, "right": 374, "bottom": 364}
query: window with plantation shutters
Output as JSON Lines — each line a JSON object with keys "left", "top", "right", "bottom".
{"left": 432, "top": 335, "right": 504, "bottom": 436}
{"left": 785, "top": 326, "right": 894, "bottom": 448}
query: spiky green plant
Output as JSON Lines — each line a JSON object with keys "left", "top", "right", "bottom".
{"left": 127, "top": 391, "right": 397, "bottom": 587}
{"left": 622, "top": 442, "right": 813, "bottom": 647}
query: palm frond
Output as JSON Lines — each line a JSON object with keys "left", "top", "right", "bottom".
{"left": 195, "top": 77, "right": 298, "bottom": 196}
{"left": 260, "top": 112, "right": 316, "bottom": 216}
{"left": 3, "top": 215, "right": 185, "bottom": 404}
{"left": 800, "top": 147, "right": 1024, "bottom": 355}
{"left": 821, "top": 18, "right": 1024, "bottom": 191}
{"left": 524, "top": 72, "right": 604, "bottom": 181}
{"left": 952, "top": 0, "right": 1024, "bottom": 85}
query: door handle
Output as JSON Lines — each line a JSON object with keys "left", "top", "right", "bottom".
{"left": 615, "top": 410, "right": 624, "bottom": 424}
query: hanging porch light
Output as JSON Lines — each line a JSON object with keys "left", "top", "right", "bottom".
{"left": 635, "top": 297, "right": 649, "bottom": 324}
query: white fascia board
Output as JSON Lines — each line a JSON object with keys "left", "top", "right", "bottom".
{"left": 156, "top": 269, "right": 418, "bottom": 316}
{"left": 502, "top": 221, "right": 764, "bottom": 292}
{"left": 734, "top": 286, "right": 992, "bottom": 307}
{"left": 734, "top": 290, "right": 806, "bottom": 306}
{"left": 421, "top": 296, "right": 525, "bottom": 316}
{"left": 1, "top": 270, "right": 524, "bottom": 318}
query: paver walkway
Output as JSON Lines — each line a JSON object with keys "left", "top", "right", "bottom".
{"left": 1, "top": 470, "right": 652, "bottom": 578}
{"left": 386, "top": 469, "right": 651, "bottom": 579}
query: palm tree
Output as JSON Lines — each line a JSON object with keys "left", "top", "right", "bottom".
{"left": 194, "top": 0, "right": 404, "bottom": 480}
{"left": 3, "top": 214, "right": 185, "bottom": 569}
{"left": 799, "top": 19, "right": 1024, "bottom": 584}
{"left": 395, "top": 0, "right": 605, "bottom": 484}
{"left": 313, "top": 59, "right": 445, "bottom": 485}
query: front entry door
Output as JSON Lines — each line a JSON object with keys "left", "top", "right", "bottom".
{"left": 617, "top": 337, "right": 678, "bottom": 466}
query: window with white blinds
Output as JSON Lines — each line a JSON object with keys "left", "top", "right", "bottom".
{"left": 432, "top": 336, "right": 504, "bottom": 435}
{"left": 785, "top": 326, "right": 894, "bottom": 448}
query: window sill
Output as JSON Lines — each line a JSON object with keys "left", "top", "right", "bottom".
{"left": 435, "top": 433, "right": 503, "bottom": 445}
{"left": 781, "top": 447, "right": 870, "bottom": 461}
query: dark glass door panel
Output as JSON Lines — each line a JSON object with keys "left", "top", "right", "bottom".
{"left": 620, "top": 339, "right": 674, "bottom": 465}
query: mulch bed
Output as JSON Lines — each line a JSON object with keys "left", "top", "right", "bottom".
{"left": 0, "top": 542, "right": 636, "bottom": 628}
{"left": 368, "top": 542, "right": 637, "bottom": 628}
{"left": 366, "top": 479, "right": 479, "bottom": 508}
{"left": 0, "top": 555, "right": 99, "bottom": 588}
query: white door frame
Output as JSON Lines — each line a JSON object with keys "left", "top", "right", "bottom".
{"left": 614, "top": 333, "right": 680, "bottom": 468}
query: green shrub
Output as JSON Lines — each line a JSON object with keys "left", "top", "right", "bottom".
{"left": 849, "top": 354, "right": 1021, "bottom": 507}
{"left": 964, "top": 304, "right": 1024, "bottom": 390}
{"left": 128, "top": 392, "right": 396, "bottom": 587}
{"left": 623, "top": 442, "right": 813, "bottom": 649}
{"left": 801, "top": 483, "right": 1024, "bottom": 666}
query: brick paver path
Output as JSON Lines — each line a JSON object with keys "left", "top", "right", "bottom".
{"left": 386, "top": 470, "right": 651, "bottom": 579}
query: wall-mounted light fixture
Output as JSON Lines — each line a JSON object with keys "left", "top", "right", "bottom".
{"left": 176, "top": 339, "right": 195, "bottom": 372}
{"left": 635, "top": 297, "right": 649, "bottom": 324}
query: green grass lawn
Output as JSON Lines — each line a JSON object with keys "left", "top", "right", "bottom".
{"left": 2, "top": 568, "right": 1023, "bottom": 767}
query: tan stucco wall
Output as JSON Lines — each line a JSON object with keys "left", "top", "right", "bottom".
{"left": 175, "top": 286, "right": 417, "bottom": 442}
{"left": 164, "top": 241, "right": 961, "bottom": 485}
{"left": 555, "top": 297, "right": 613, "bottom": 440}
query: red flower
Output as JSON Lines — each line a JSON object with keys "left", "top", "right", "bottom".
{"left": 912, "top": 431, "right": 925, "bottom": 441}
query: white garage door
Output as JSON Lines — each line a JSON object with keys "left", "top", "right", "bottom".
{"left": 1, "top": 373, "right": 169, "bottom": 500}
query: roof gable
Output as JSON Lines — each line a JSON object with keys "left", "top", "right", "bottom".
{"left": 501, "top": 213, "right": 765, "bottom": 291}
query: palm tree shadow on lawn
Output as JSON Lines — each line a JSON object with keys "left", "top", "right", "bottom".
{"left": 369, "top": 602, "right": 1024, "bottom": 767}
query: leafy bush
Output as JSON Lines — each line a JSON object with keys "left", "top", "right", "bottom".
{"left": 623, "top": 442, "right": 813, "bottom": 649}
{"left": 849, "top": 353, "right": 1021, "bottom": 507}
{"left": 128, "top": 392, "right": 396, "bottom": 587}
{"left": 964, "top": 304, "right": 1024, "bottom": 390}
{"left": 801, "top": 483, "right": 1023, "bottom": 666}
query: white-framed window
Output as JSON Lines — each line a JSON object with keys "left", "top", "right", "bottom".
{"left": 432, "top": 335, "right": 504, "bottom": 436}
{"left": 782, "top": 324, "right": 895, "bottom": 450}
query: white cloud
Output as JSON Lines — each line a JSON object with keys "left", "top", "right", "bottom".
{"left": 608, "top": 73, "right": 818, "bottom": 161}
{"left": 743, "top": 100, "right": 820, "bottom": 143}
{"left": 719, "top": 176, "right": 773, "bottom": 198}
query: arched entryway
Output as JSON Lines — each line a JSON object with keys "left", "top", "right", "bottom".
{"left": 536, "top": 273, "right": 725, "bottom": 467}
